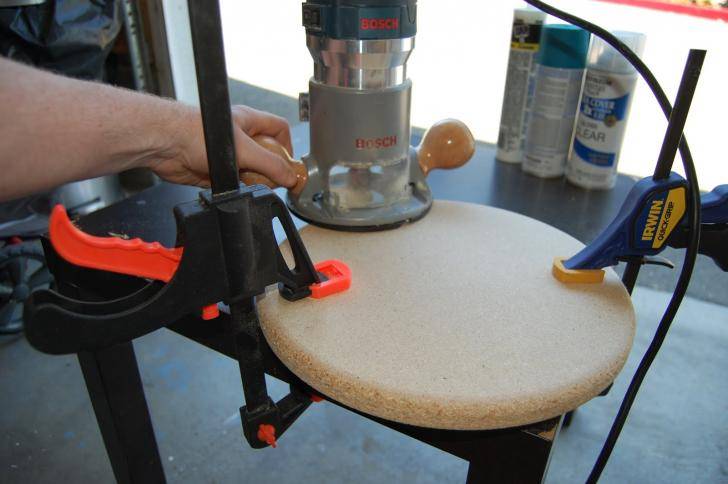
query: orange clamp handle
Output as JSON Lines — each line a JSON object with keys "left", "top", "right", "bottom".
{"left": 49, "top": 204, "right": 183, "bottom": 282}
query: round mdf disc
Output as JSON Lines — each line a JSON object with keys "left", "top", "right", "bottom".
{"left": 258, "top": 201, "right": 635, "bottom": 430}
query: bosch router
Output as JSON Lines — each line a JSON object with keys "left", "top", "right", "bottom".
{"left": 291, "top": 0, "right": 475, "bottom": 230}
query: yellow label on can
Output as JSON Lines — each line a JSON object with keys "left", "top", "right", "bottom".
{"left": 510, "top": 41, "right": 539, "bottom": 51}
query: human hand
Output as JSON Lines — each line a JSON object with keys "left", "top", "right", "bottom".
{"left": 149, "top": 104, "right": 297, "bottom": 189}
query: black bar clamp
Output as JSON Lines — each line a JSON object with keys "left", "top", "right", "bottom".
{"left": 25, "top": 184, "right": 319, "bottom": 353}
{"left": 25, "top": 0, "right": 349, "bottom": 452}
{"left": 25, "top": 183, "right": 323, "bottom": 448}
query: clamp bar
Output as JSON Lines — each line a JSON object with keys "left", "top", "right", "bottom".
{"left": 653, "top": 49, "right": 706, "bottom": 180}
{"left": 625, "top": 49, "right": 705, "bottom": 292}
{"left": 187, "top": 0, "right": 240, "bottom": 195}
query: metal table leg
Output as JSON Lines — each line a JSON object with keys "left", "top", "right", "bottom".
{"left": 464, "top": 416, "right": 563, "bottom": 484}
{"left": 78, "top": 342, "right": 166, "bottom": 484}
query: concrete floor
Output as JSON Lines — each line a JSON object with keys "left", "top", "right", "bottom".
{"left": 1, "top": 286, "right": 727, "bottom": 483}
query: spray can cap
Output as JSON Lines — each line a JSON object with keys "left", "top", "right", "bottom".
{"left": 589, "top": 31, "right": 646, "bottom": 74}
{"left": 513, "top": 6, "right": 546, "bottom": 24}
{"left": 537, "top": 24, "right": 590, "bottom": 69}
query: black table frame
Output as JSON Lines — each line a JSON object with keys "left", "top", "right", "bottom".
{"left": 48, "top": 180, "right": 567, "bottom": 483}
{"left": 77, "top": 316, "right": 563, "bottom": 484}
{"left": 58, "top": 139, "right": 639, "bottom": 483}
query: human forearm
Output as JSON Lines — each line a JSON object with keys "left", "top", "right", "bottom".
{"left": 0, "top": 58, "right": 296, "bottom": 202}
{"left": 0, "top": 58, "right": 188, "bottom": 200}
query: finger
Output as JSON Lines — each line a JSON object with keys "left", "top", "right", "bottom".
{"left": 234, "top": 129, "right": 297, "bottom": 188}
{"left": 231, "top": 105, "right": 293, "bottom": 156}
{"left": 236, "top": 106, "right": 293, "bottom": 156}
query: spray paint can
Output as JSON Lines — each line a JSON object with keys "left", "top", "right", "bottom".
{"left": 495, "top": 7, "right": 547, "bottom": 164}
{"left": 523, "top": 24, "right": 590, "bottom": 178}
{"left": 567, "top": 32, "right": 646, "bottom": 189}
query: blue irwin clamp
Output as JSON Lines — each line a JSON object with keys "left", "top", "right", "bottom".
{"left": 700, "top": 184, "right": 728, "bottom": 224}
{"left": 553, "top": 173, "right": 728, "bottom": 283}
{"left": 667, "top": 184, "right": 728, "bottom": 271}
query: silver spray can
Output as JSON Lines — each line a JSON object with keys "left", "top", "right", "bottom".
{"left": 567, "top": 31, "right": 646, "bottom": 189}
{"left": 495, "top": 7, "right": 546, "bottom": 164}
{"left": 523, "top": 24, "right": 590, "bottom": 178}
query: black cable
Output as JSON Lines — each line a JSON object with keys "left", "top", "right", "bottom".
{"left": 521, "top": 1, "right": 703, "bottom": 482}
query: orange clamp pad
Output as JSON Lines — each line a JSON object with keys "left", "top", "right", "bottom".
{"left": 257, "top": 424, "right": 277, "bottom": 448}
{"left": 49, "top": 205, "right": 183, "bottom": 282}
{"left": 309, "top": 260, "right": 351, "bottom": 299}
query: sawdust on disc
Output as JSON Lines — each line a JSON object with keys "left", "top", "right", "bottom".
{"left": 258, "top": 200, "right": 635, "bottom": 430}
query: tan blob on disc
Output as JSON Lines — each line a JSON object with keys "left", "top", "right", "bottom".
{"left": 258, "top": 201, "right": 635, "bottom": 430}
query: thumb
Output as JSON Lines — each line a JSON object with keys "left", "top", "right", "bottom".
{"left": 234, "top": 130, "right": 297, "bottom": 188}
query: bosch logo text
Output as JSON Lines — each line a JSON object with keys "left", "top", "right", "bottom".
{"left": 360, "top": 17, "right": 399, "bottom": 30}
{"left": 355, "top": 136, "right": 397, "bottom": 150}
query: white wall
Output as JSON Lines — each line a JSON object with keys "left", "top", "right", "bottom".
{"left": 161, "top": 0, "right": 199, "bottom": 106}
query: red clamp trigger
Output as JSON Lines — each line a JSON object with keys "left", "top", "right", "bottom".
{"left": 310, "top": 260, "right": 351, "bottom": 299}
{"left": 49, "top": 205, "right": 223, "bottom": 321}
{"left": 49, "top": 205, "right": 183, "bottom": 282}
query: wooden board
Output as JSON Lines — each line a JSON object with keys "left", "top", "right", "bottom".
{"left": 258, "top": 201, "right": 635, "bottom": 430}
